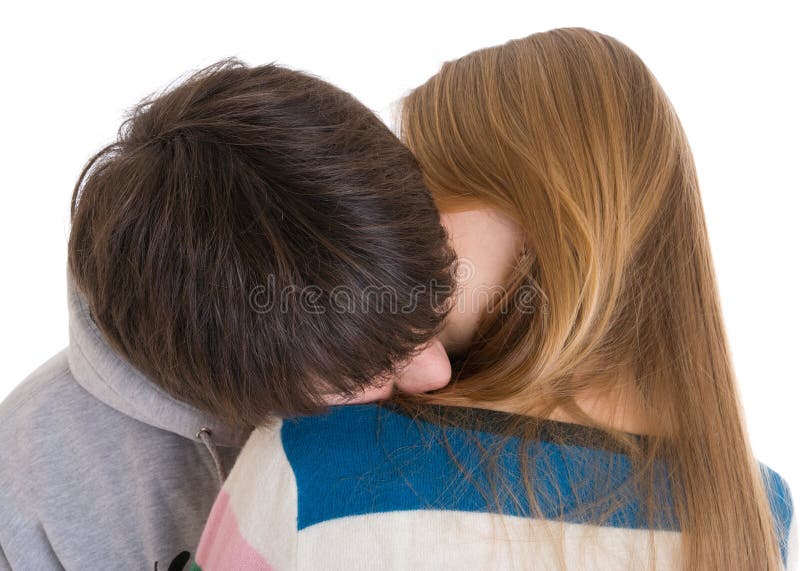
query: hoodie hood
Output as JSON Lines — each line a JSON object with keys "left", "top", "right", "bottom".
{"left": 66, "top": 277, "right": 251, "bottom": 450}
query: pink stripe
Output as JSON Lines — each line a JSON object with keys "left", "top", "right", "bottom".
{"left": 195, "top": 489, "right": 274, "bottom": 571}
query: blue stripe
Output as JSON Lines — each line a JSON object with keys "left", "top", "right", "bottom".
{"left": 281, "top": 404, "right": 678, "bottom": 531}
{"left": 761, "top": 463, "right": 795, "bottom": 566}
{"left": 281, "top": 404, "right": 793, "bottom": 565}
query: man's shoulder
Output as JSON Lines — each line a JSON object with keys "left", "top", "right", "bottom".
{"left": 0, "top": 350, "right": 91, "bottom": 486}
{"left": 0, "top": 351, "right": 78, "bottom": 535}
{"left": 0, "top": 350, "right": 73, "bottom": 426}
{"left": 0, "top": 352, "right": 230, "bottom": 570}
{"left": 0, "top": 349, "right": 166, "bottom": 481}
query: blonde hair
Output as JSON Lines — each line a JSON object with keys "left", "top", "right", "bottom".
{"left": 398, "top": 27, "right": 784, "bottom": 569}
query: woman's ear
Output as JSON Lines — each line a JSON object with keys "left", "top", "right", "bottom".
{"left": 320, "top": 338, "right": 452, "bottom": 406}
{"left": 392, "top": 338, "right": 452, "bottom": 394}
{"left": 320, "top": 381, "right": 395, "bottom": 405}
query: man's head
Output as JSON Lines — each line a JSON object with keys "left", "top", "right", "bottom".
{"left": 68, "top": 58, "right": 454, "bottom": 427}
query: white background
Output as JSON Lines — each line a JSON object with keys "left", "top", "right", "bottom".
{"left": 1, "top": 1, "right": 797, "bottom": 499}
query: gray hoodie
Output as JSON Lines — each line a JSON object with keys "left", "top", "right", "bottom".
{"left": 0, "top": 279, "right": 252, "bottom": 570}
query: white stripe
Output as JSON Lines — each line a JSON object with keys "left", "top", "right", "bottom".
{"left": 222, "top": 419, "right": 298, "bottom": 569}
{"left": 787, "top": 510, "right": 798, "bottom": 571}
{"left": 297, "top": 510, "right": 682, "bottom": 570}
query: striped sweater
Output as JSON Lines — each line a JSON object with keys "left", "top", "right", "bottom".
{"left": 192, "top": 403, "right": 797, "bottom": 570}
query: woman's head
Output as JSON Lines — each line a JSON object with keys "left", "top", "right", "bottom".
{"left": 401, "top": 27, "right": 693, "bottom": 415}
{"left": 399, "top": 28, "right": 785, "bottom": 569}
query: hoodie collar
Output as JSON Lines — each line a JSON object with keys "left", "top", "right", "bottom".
{"left": 66, "top": 277, "right": 251, "bottom": 449}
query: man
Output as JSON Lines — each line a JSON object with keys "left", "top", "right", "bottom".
{"left": 0, "top": 59, "right": 454, "bottom": 569}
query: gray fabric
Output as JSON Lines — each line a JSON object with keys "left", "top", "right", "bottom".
{"left": 0, "top": 279, "right": 251, "bottom": 570}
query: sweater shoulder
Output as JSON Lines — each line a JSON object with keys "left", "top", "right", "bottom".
{"left": 759, "top": 462, "right": 796, "bottom": 568}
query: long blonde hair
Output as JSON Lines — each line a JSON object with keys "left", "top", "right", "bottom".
{"left": 398, "top": 27, "right": 784, "bottom": 569}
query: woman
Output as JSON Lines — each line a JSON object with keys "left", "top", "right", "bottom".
{"left": 192, "top": 28, "right": 796, "bottom": 570}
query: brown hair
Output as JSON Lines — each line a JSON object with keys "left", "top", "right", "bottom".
{"left": 399, "top": 28, "right": 785, "bottom": 569}
{"left": 69, "top": 58, "right": 454, "bottom": 428}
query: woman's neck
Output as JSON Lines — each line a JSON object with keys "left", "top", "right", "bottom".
{"left": 467, "top": 365, "right": 661, "bottom": 437}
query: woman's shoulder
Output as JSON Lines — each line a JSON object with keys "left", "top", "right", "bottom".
{"left": 241, "top": 404, "right": 389, "bottom": 456}
{"left": 239, "top": 404, "right": 408, "bottom": 487}
{"left": 758, "top": 462, "right": 797, "bottom": 568}
{"left": 760, "top": 463, "right": 794, "bottom": 524}
{"left": 247, "top": 404, "right": 668, "bottom": 529}
{"left": 238, "top": 407, "right": 796, "bottom": 569}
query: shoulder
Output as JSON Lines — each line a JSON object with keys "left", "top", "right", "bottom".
{"left": 759, "top": 462, "right": 796, "bottom": 568}
{"left": 0, "top": 350, "right": 112, "bottom": 498}
{"left": 237, "top": 405, "right": 402, "bottom": 486}
{"left": 0, "top": 351, "right": 77, "bottom": 538}
{"left": 0, "top": 351, "right": 72, "bottom": 422}
{"left": 0, "top": 348, "right": 181, "bottom": 499}
{"left": 0, "top": 350, "right": 76, "bottom": 460}
{"left": 759, "top": 463, "right": 794, "bottom": 535}
{"left": 278, "top": 404, "right": 437, "bottom": 476}
{"left": 208, "top": 417, "right": 299, "bottom": 570}
{"left": 279, "top": 403, "right": 390, "bottom": 447}
{"left": 0, "top": 349, "right": 128, "bottom": 455}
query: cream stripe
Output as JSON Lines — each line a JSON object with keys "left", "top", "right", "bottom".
{"left": 787, "top": 510, "right": 798, "bottom": 570}
{"left": 222, "top": 419, "right": 298, "bottom": 570}
{"left": 297, "top": 510, "right": 682, "bottom": 571}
